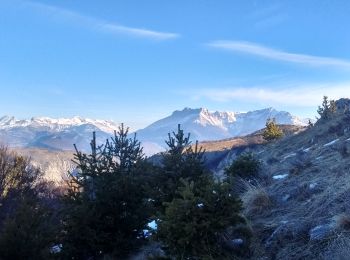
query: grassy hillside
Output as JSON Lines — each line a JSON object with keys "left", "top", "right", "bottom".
{"left": 212, "top": 112, "right": 350, "bottom": 259}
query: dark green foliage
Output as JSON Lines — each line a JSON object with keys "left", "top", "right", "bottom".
{"left": 0, "top": 147, "right": 59, "bottom": 260}
{"left": 157, "top": 179, "right": 245, "bottom": 259}
{"left": 156, "top": 125, "right": 248, "bottom": 259}
{"left": 0, "top": 196, "right": 56, "bottom": 260}
{"left": 62, "top": 124, "right": 153, "bottom": 258}
{"left": 317, "top": 96, "right": 337, "bottom": 120}
{"left": 308, "top": 119, "right": 314, "bottom": 128}
{"left": 262, "top": 118, "right": 283, "bottom": 141}
{"left": 155, "top": 124, "right": 209, "bottom": 209}
{"left": 225, "top": 152, "right": 261, "bottom": 180}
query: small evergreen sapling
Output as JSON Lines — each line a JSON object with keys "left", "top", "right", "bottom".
{"left": 156, "top": 125, "right": 249, "bottom": 259}
{"left": 157, "top": 178, "right": 245, "bottom": 259}
{"left": 262, "top": 118, "right": 283, "bottom": 141}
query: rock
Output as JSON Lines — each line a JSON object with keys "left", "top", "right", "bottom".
{"left": 265, "top": 223, "right": 290, "bottom": 249}
{"left": 265, "top": 221, "right": 310, "bottom": 250}
{"left": 282, "top": 194, "right": 290, "bottom": 202}
{"left": 309, "top": 224, "right": 334, "bottom": 241}
{"left": 231, "top": 238, "right": 244, "bottom": 248}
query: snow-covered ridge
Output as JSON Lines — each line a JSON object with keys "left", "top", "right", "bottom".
{"left": 0, "top": 115, "right": 118, "bottom": 133}
{"left": 136, "top": 107, "right": 308, "bottom": 153}
{"left": 0, "top": 107, "right": 307, "bottom": 155}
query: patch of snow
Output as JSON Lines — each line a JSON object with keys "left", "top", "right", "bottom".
{"left": 143, "top": 229, "right": 151, "bottom": 238}
{"left": 50, "top": 244, "right": 62, "bottom": 254}
{"left": 197, "top": 203, "right": 204, "bottom": 208}
{"left": 231, "top": 238, "right": 244, "bottom": 246}
{"left": 309, "top": 183, "right": 317, "bottom": 189}
{"left": 303, "top": 147, "right": 312, "bottom": 152}
{"left": 273, "top": 174, "right": 289, "bottom": 180}
{"left": 147, "top": 220, "right": 157, "bottom": 230}
{"left": 283, "top": 153, "right": 296, "bottom": 160}
{"left": 323, "top": 139, "right": 339, "bottom": 147}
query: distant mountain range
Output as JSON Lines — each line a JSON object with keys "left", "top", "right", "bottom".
{"left": 0, "top": 107, "right": 307, "bottom": 155}
{"left": 0, "top": 116, "right": 117, "bottom": 151}
{"left": 135, "top": 107, "right": 307, "bottom": 154}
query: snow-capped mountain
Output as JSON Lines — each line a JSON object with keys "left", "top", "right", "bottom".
{"left": 0, "top": 116, "right": 118, "bottom": 151}
{"left": 0, "top": 116, "right": 117, "bottom": 133}
{"left": 135, "top": 107, "right": 307, "bottom": 151}
{"left": 0, "top": 108, "right": 306, "bottom": 155}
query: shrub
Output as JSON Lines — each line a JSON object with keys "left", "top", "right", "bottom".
{"left": 0, "top": 147, "right": 58, "bottom": 259}
{"left": 289, "top": 151, "right": 312, "bottom": 175}
{"left": 334, "top": 213, "right": 350, "bottom": 231}
{"left": 225, "top": 152, "right": 261, "bottom": 181}
{"left": 241, "top": 183, "right": 271, "bottom": 216}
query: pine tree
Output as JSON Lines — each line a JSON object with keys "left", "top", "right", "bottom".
{"left": 157, "top": 178, "right": 246, "bottom": 259}
{"left": 262, "top": 118, "right": 283, "bottom": 141}
{"left": 62, "top": 124, "right": 152, "bottom": 258}
{"left": 155, "top": 124, "right": 209, "bottom": 209}
{"left": 317, "top": 96, "right": 337, "bottom": 120}
{"left": 156, "top": 125, "right": 249, "bottom": 259}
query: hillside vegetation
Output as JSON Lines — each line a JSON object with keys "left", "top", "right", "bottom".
{"left": 0, "top": 98, "right": 349, "bottom": 259}
{"left": 209, "top": 98, "right": 350, "bottom": 259}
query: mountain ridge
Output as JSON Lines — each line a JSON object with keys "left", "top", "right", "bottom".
{"left": 0, "top": 107, "right": 307, "bottom": 155}
{"left": 136, "top": 107, "right": 307, "bottom": 151}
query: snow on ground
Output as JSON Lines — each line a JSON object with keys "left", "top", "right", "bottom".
{"left": 323, "top": 139, "right": 339, "bottom": 147}
{"left": 273, "top": 174, "right": 289, "bottom": 180}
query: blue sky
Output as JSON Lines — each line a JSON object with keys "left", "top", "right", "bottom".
{"left": 0, "top": 0, "right": 350, "bottom": 129}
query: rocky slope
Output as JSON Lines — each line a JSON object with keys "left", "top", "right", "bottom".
{"left": 203, "top": 99, "right": 350, "bottom": 259}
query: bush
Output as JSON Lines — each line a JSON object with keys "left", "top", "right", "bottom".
{"left": 225, "top": 152, "right": 261, "bottom": 181}
{"left": 241, "top": 183, "right": 271, "bottom": 216}
{"left": 0, "top": 147, "right": 59, "bottom": 259}
{"left": 263, "top": 118, "right": 283, "bottom": 141}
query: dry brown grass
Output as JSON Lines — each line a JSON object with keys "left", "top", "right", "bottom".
{"left": 323, "top": 233, "right": 350, "bottom": 260}
{"left": 241, "top": 182, "right": 272, "bottom": 217}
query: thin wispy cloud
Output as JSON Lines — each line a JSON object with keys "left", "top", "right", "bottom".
{"left": 23, "top": 1, "right": 179, "bottom": 40}
{"left": 194, "top": 82, "right": 350, "bottom": 107}
{"left": 208, "top": 41, "right": 350, "bottom": 69}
